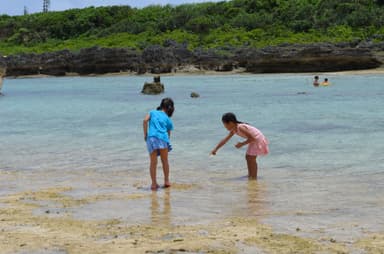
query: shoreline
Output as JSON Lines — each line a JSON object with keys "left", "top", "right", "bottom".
{"left": 4, "top": 65, "right": 384, "bottom": 79}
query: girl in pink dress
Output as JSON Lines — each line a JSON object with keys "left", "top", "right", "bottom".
{"left": 211, "top": 112, "right": 269, "bottom": 179}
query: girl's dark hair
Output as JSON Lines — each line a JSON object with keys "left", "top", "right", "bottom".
{"left": 222, "top": 112, "right": 242, "bottom": 124}
{"left": 157, "top": 97, "right": 174, "bottom": 117}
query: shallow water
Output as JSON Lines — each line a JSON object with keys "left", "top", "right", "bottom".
{"left": 1, "top": 74, "right": 383, "bottom": 242}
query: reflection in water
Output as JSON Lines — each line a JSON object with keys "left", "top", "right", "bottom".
{"left": 246, "top": 181, "right": 267, "bottom": 217}
{"left": 151, "top": 189, "right": 171, "bottom": 226}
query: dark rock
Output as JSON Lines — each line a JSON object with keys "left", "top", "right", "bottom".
{"left": 1, "top": 41, "right": 383, "bottom": 77}
{"left": 192, "top": 48, "right": 232, "bottom": 71}
{"left": 190, "top": 92, "right": 200, "bottom": 98}
{"left": 142, "top": 76, "right": 164, "bottom": 95}
{"left": 73, "top": 46, "right": 141, "bottom": 75}
{"left": 143, "top": 45, "right": 173, "bottom": 64}
{"left": 0, "top": 59, "right": 6, "bottom": 73}
{"left": 145, "top": 82, "right": 164, "bottom": 94}
{"left": 237, "top": 43, "right": 381, "bottom": 73}
{"left": 40, "top": 50, "right": 72, "bottom": 76}
{"left": 0, "top": 64, "right": 4, "bottom": 94}
{"left": 142, "top": 44, "right": 193, "bottom": 74}
{"left": 4, "top": 53, "right": 42, "bottom": 76}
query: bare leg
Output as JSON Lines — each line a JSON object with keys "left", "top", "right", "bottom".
{"left": 159, "top": 148, "right": 170, "bottom": 187}
{"left": 149, "top": 151, "right": 158, "bottom": 190}
{"left": 246, "top": 154, "right": 258, "bottom": 180}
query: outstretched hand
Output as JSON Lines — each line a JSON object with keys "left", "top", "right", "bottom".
{"left": 210, "top": 149, "right": 217, "bottom": 156}
{"left": 235, "top": 142, "right": 244, "bottom": 149}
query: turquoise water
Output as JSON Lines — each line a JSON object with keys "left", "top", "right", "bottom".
{"left": 1, "top": 74, "right": 384, "bottom": 240}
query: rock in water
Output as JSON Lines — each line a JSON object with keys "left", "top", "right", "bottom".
{"left": 142, "top": 82, "right": 164, "bottom": 94}
{"left": 142, "top": 76, "right": 164, "bottom": 95}
{"left": 190, "top": 92, "right": 200, "bottom": 98}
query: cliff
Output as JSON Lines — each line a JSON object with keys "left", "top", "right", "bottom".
{"left": 1, "top": 42, "right": 383, "bottom": 77}
{"left": 0, "top": 61, "right": 5, "bottom": 75}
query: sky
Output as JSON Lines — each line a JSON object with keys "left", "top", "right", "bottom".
{"left": 1, "top": 0, "right": 224, "bottom": 16}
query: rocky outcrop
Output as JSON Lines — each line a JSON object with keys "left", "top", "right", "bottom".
{"left": 190, "top": 92, "right": 200, "bottom": 98}
{"left": 236, "top": 43, "right": 381, "bottom": 73}
{"left": 74, "top": 47, "right": 141, "bottom": 75}
{"left": 0, "top": 63, "right": 4, "bottom": 93}
{"left": 3, "top": 50, "right": 73, "bottom": 76}
{"left": 142, "top": 76, "right": 164, "bottom": 95}
{"left": 0, "top": 65, "right": 5, "bottom": 76}
{"left": 193, "top": 48, "right": 234, "bottom": 72}
{"left": 1, "top": 41, "right": 382, "bottom": 77}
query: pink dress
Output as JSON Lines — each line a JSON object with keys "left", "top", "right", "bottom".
{"left": 234, "top": 123, "right": 269, "bottom": 156}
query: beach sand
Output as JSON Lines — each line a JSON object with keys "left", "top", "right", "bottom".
{"left": 0, "top": 186, "right": 343, "bottom": 254}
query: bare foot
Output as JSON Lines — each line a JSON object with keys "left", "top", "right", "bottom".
{"left": 164, "top": 182, "right": 171, "bottom": 188}
{"left": 151, "top": 184, "right": 160, "bottom": 191}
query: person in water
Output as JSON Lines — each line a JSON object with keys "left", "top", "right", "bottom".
{"left": 143, "top": 98, "right": 174, "bottom": 190}
{"left": 321, "top": 78, "right": 330, "bottom": 86}
{"left": 210, "top": 113, "right": 269, "bottom": 179}
{"left": 313, "top": 75, "right": 319, "bottom": 87}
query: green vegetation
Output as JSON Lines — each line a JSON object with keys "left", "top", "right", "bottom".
{"left": 1, "top": 0, "right": 384, "bottom": 55}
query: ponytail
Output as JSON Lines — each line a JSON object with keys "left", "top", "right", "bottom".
{"left": 157, "top": 97, "right": 174, "bottom": 117}
{"left": 222, "top": 112, "right": 242, "bottom": 124}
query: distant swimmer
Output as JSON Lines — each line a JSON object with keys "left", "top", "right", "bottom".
{"left": 321, "top": 78, "right": 330, "bottom": 86}
{"left": 313, "top": 75, "right": 319, "bottom": 87}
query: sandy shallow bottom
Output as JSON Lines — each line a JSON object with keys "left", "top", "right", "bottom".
{"left": 1, "top": 170, "right": 383, "bottom": 254}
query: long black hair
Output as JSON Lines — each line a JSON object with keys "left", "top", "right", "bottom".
{"left": 157, "top": 97, "right": 174, "bottom": 117}
{"left": 222, "top": 112, "right": 242, "bottom": 124}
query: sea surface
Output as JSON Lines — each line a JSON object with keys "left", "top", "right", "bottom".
{"left": 1, "top": 74, "right": 383, "bottom": 242}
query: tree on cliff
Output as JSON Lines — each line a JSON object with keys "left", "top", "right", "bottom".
{"left": 0, "top": 0, "right": 383, "bottom": 55}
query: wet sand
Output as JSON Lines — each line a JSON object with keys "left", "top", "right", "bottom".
{"left": 1, "top": 169, "right": 383, "bottom": 254}
{"left": 0, "top": 186, "right": 345, "bottom": 254}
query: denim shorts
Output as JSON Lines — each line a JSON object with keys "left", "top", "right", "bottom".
{"left": 146, "top": 136, "right": 172, "bottom": 156}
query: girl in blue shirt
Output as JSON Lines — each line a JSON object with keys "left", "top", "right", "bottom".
{"left": 143, "top": 98, "right": 174, "bottom": 190}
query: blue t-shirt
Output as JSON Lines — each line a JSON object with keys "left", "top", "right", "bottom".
{"left": 148, "top": 110, "right": 174, "bottom": 143}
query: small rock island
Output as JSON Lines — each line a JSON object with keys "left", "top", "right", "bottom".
{"left": 141, "top": 76, "right": 164, "bottom": 95}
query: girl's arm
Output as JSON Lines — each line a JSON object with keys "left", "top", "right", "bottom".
{"left": 143, "top": 114, "right": 150, "bottom": 141}
{"left": 211, "top": 131, "right": 235, "bottom": 155}
{"left": 168, "top": 130, "right": 171, "bottom": 139}
{"left": 235, "top": 125, "right": 256, "bottom": 148}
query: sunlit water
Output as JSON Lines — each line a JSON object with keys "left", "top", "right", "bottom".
{"left": 1, "top": 74, "right": 383, "bottom": 241}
